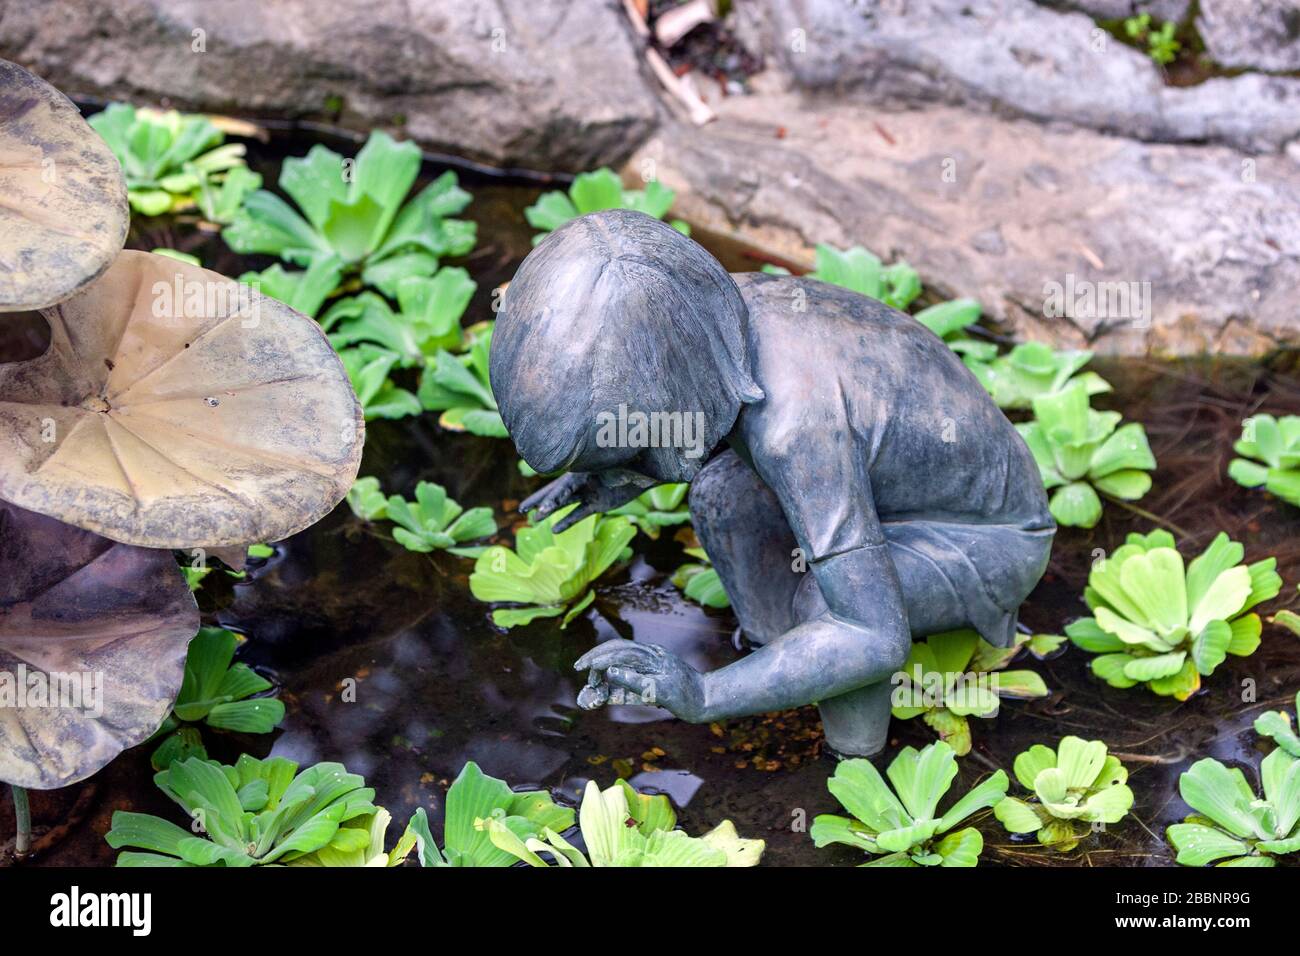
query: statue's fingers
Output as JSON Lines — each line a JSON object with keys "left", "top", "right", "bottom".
{"left": 573, "top": 639, "right": 656, "bottom": 672}
{"left": 605, "top": 666, "right": 657, "bottom": 701}
{"left": 519, "top": 482, "right": 561, "bottom": 515}
{"left": 576, "top": 675, "right": 610, "bottom": 710}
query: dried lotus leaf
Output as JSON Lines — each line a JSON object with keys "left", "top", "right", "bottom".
{"left": 0, "top": 58, "right": 128, "bottom": 312}
{"left": 0, "top": 250, "right": 364, "bottom": 548}
{"left": 0, "top": 501, "right": 198, "bottom": 789}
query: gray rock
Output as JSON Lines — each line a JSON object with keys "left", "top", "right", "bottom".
{"left": 1198, "top": 0, "right": 1300, "bottom": 72}
{"left": 1034, "top": 1, "right": 1190, "bottom": 22}
{"left": 626, "top": 93, "right": 1300, "bottom": 356}
{"left": 732, "top": 0, "right": 1300, "bottom": 152}
{"left": 0, "top": 0, "right": 659, "bottom": 172}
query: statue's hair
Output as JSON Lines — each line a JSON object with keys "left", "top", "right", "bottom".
{"left": 492, "top": 209, "right": 764, "bottom": 479}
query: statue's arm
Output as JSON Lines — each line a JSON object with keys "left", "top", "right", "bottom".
{"left": 694, "top": 541, "right": 911, "bottom": 721}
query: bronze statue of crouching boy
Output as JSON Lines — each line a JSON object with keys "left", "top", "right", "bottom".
{"left": 491, "top": 209, "right": 1053, "bottom": 756}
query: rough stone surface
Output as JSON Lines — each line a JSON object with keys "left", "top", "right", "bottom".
{"left": 1037, "top": 0, "right": 1189, "bottom": 21}
{"left": 1198, "top": 0, "right": 1300, "bottom": 73}
{"left": 626, "top": 93, "right": 1300, "bottom": 356}
{"left": 2, "top": 0, "right": 1296, "bottom": 356}
{"left": 732, "top": 0, "right": 1300, "bottom": 153}
{"left": 0, "top": 0, "right": 659, "bottom": 173}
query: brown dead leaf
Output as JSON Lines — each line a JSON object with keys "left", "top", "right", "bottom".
{"left": 0, "top": 250, "right": 364, "bottom": 548}
{"left": 0, "top": 58, "right": 128, "bottom": 313}
{"left": 0, "top": 500, "right": 198, "bottom": 789}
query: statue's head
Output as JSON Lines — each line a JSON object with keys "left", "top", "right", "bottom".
{"left": 492, "top": 209, "right": 763, "bottom": 483}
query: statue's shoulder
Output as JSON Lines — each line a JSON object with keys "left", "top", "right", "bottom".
{"left": 730, "top": 271, "right": 913, "bottom": 333}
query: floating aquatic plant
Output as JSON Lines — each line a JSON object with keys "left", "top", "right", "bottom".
{"left": 890, "top": 629, "right": 1051, "bottom": 756}
{"left": 1255, "top": 691, "right": 1300, "bottom": 757}
{"left": 407, "top": 761, "right": 575, "bottom": 867}
{"left": 107, "top": 755, "right": 387, "bottom": 866}
{"left": 384, "top": 481, "right": 496, "bottom": 555}
{"left": 322, "top": 268, "right": 477, "bottom": 366}
{"left": 811, "top": 740, "right": 1008, "bottom": 866}
{"left": 1015, "top": 382, "right": 1156, "bottom": 528}
{"left": 418, "top": 331, "right": 508, "bottom": 437}
{"left": 969, "top": 342, "right": 1111, "bottom": 410}
{"left": 994, "top": 737, "right": 1133, "bottom": 851}
{"left": 484, "top": 777, "right": 763, "bottom": 867}
{"left": 224, "top": 131, "right": 475, "bottom": 296}
{"left": 88, "top": 103, "right": 250, "bottom": 216}
{"left": 1062, "top": 530, "right": 1281, "bottom": 698}
{"left": 672, "top": 546, "right": 731, "bottom": 609}
{"left": 609, "top": 483, "right": 691, "bottom": 538}
{"left": 149, "top": 628, "right": 284, "bottom": 770}
{"left": 240, "top": 255, "right": 344, "bottom": 319}
{"left": 346, "top": 476, "right": 388, "bottom": 522}
{"left": 911, "top": 297, "right": 1001, "bottom": 365}
{"left": 1227, "top": 414, "right": 1300, "bottom": 508}
{"left": 338, "top": 344, "right": 422, "bottom": 421}
{"left": 810, "top": 243, "right": 922, "bottom": 310}
{"left": 1166, "top": 750, "right": 1300, "bottom": 866}
{"left": 195, "top": 164, "right": 262, "bottom": 226}
{"left": 469, "top": 505, "right": 635, "bottom": 628}
{"left": 525, "top": 168, "right": 688, "bottom": 243}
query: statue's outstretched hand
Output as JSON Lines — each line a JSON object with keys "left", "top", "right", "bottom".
{"left": 519, "top": 470, "right": 656, "bottom": 532}
{"left": 574, "top": 639, "right": 707, "bottom": 722}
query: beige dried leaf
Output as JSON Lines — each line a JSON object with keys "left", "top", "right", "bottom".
{"left": 0, "top": 249, "right": 364, "bottom": 547}
{"left": 0, "top": 58, "right": 128, "bottom": 312}
{"left": 0, "top": 501, "right": 198, "bottom": 789}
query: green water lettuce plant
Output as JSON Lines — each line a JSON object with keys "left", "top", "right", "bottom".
{"left": 891, "top": 629, "right": 1050, "bottom": 756}
{"left": 811, "top": 740, "right": 1008, "bottom": 866}
{"left": 807, "top": 243, "right": 922, "bottom": 310}
{"left": 994, "top": 737, "right": 1133, "bottom": 851}
{"left": 414, "top": 761, "right": 575, "bottom": 867}
{"left": 1255, "top": 691, "right": 1300, "bottom": 757}
{"left": 672, "top": 546, "right": 731, "bottom": 609}
{"left": 339, "top": 344, "right": 421, "bottom": 420}
{"left": 525, "top": 168, "right": 688, "bottom": 243}
{"left": 150, "top": 628, "right": 284, "bottom": 770}
{"left": 240, "top": 255, "right": 344, "bottom": 319}
{"left": 1063, "top": 530, "right": 1281, "bottom": 699}
{"left": 1015, "top": 382, "right": 1156, "bottom": 528}
{"left": 106, "top": 755, "right": 380, "bottom": 866}
{"left": 196, "top": 164, "right": 262, "bottom": 226}
{"left": 469, "top": 505, "right": 636, "bottom": 628}
{"left": 346, "top": 476, "right": 388, "bottom": 522}
{"left": 1227, "top": 414, "right": 1300, "bottom": 508}
{"left": 609, "top": 483, "right": 691, "bottom": 537}
{"left": 224, "top": 131, "right": 475, "bottom": 296}
{"left": 322, "top": 268, "right": 477, "bottom": 366}
{"left": 911, "top": 298, "right": 999, "bottom": 364}
{"left": 969, "top": 342, "right": 1112, "bottom": 410}
{"left": 385, "top": 481, "right": 496, "bottom": 555}
{"left": 418, "top": 332, "right": 506, "bottom": 437}
{"left": 88, "top": 104, "right": 250, "bottom": 216}
{"left": 1166, "top": 750, "right": 1300, "bottom": 866}
{"left": 484, "top": 778, "right": 763, "bottom": 867}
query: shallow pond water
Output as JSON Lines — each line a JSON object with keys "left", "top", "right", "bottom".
{"left": 4, "top": 127, "right": 1299, "bottom": 867}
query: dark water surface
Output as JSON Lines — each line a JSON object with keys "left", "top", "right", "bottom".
{"left": 4, "top": 128, "right": 1299, "bottom": 867}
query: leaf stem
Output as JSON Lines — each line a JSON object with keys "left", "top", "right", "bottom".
{"left": 1101, "top": 494, "right": 1190, "bottom": 538}
{"left": 11, "top": 785, "right": 30, "bottom": 856}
